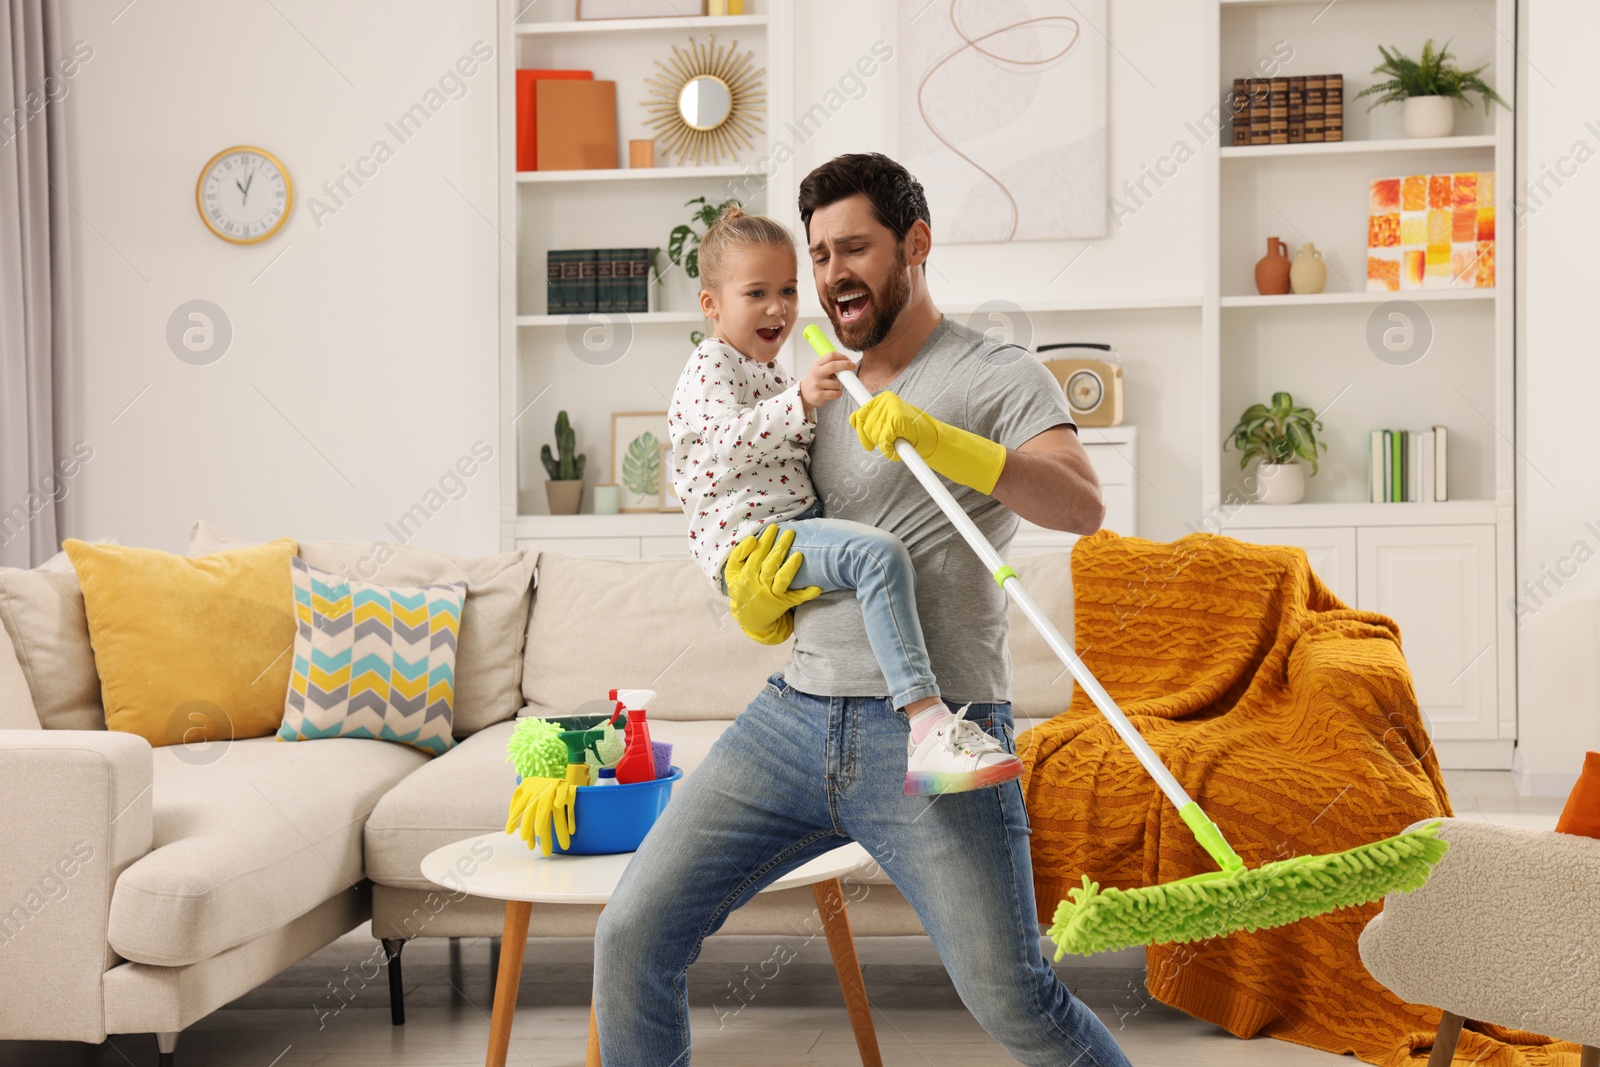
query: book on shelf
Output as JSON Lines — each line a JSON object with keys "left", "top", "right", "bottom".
{"left": 1370, "top": 425, "right": 1448, "bottom": 502}
{"left": 549, "top": 249, "right": 653, "bottom": 315}
{"left": 1324, "top": 74, "right": 1344, "bottom": 142}
{"left": 1287, "top": 76, "right": 1306, "bottom": 143}
{"left": 1231, "top": 79, "right": 1249, "bottom": 146}
{"left": 1304, "top": 75, "right": 1325, "bottom": 143}
{"left": 1268, "top": 77, "right": 1289, "bottom": 144}
{"left": 1247, "top": 78, "right": 1271, "bottom": 145}
{"left": 515, "top": 69, "right": 592, "bottom": 172}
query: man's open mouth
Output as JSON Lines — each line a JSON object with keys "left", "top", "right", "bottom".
{"left": 756, "top": 325, "right": 782, "bottom": 343}
{"left": 834, "top": 289, "right": 870, "bottom": 324}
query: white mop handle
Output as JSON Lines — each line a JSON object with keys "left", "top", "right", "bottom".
{"left": 827, "top": 357, "right": 1197, "bottom": 816}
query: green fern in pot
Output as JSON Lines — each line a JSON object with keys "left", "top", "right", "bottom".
{"left": 1225, "top": 392, "right": 1326, "bottom": 505}
{"left": 1354, "top": 39, "right": 1507, "bottom": 138}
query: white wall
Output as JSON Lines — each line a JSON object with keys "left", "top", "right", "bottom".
{"left": 784, "top": 1, "right": 1210, "bottom": 541}
{"left": 59, "top": 0, "right": 501, "bottom": 556}
{"left": 1515, "top": 0, "right": 1600, "bottom": 793}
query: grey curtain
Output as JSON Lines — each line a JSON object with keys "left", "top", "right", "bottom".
{"left": 0, "top": 0, "right": 76, "bottom": 568}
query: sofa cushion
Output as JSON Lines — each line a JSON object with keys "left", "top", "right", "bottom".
{"left": 0, "top": 542, "right": 116, "bottom": 731}
{"left": 279, "top": 558, "right": 465, "bottom": 756}
{"left": 1006, "top": 549, "right": 1076, "bottom": 719}
{"left": 107, "top": 735, "right": 428, "bottom": 966}
{"left": 364, "top": 716, "right": 735, "bottom": 891}
{"left": 191, "top": 521, "right": 535, "bottom": 738}
{"left": 0, "top": 614, "right": 40, "bottom": 729}
{"left": 65, "top": 538, "right": 299, "bottom": 747}
{"left": 522, "top": 554, "right": 789, "bottom": 721}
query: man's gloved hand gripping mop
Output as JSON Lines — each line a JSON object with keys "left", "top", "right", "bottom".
{"left": 802, "top": 325, "right": 1448, "bottom": 958}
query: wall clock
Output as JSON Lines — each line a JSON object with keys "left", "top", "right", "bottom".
{"left": 195, "top": 146, "right": 293, "bottom": 244}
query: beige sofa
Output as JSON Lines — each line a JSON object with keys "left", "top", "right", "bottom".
{"left": 0, "top": 522, "right": 1076, "bottom": 1063}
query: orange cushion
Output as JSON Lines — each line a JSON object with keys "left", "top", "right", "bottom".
{"left": 1554, "top": 751, "right": 1600, "bottom": 838}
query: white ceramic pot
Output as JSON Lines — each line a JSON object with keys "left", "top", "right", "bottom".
{"left": 1251, "top": 462, "right": 1305, "bottom": 505}
{"left": 1403, "top": 95, "right": 1456, "bottom": 139}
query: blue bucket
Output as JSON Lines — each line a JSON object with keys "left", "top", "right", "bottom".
{"left": 513, "top": 766, "right": 682, "bottom": 855}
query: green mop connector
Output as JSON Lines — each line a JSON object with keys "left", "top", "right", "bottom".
{"left": 1178, "top": 801, "right": 1245, "bottom": 874}
{"left": 803, "top": 324, "right": 836, "bottom": 357}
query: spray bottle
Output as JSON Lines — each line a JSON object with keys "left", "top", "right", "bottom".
{"left": 609, "top": 688, "right": 657, "bottom": 785}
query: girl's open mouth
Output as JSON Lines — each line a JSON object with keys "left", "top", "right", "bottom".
{"left": 756, "top": 325, "right": 783, "bottom": 343}
{"left": 835, "top": 290, "right": 869, "bottom": 324}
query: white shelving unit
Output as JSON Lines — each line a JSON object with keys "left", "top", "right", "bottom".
{"left": 1204, "top": 0, "right": 1517, "bottom": 766}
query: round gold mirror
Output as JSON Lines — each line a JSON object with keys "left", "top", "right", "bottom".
{"left": 678, "top": 75, "right": 732, "bottom": 130}
{"left": 643, "top": 36, "right": 764, "bottom": 165}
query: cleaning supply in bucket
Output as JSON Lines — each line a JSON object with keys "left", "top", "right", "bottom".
{"left": 584, "top": 722, "right": 626, "bottom": 778}
{"left": 651, "top": 740, "right": 673, "bottom": 780}
{"left": 596, "top": 767, "right": 618, "bottom": 786}
{"left": 506, "top": 715, "right": 567, "bottom": 781}
{"left": 610, "top": 688, "right": 658, "bottom": 785}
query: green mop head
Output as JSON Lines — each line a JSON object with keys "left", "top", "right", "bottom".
{"left": 506, "top": 716, "right": 567, "bottom": 780}
{"left": 1048, "top": 821, "right": 1449, "bottom": 958}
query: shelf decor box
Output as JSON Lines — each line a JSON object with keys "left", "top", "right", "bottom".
{"left": 1367, "top": 172, "right": 1495, "bottom": 291}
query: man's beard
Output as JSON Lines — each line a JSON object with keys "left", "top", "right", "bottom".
{"left": 828, "top": 247, "right": 912, "bottom": 352}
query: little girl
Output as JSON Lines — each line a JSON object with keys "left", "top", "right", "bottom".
{"left": 666, "top": 206, "right": 1021, "bottom": 796}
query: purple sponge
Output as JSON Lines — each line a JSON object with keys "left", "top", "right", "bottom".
{"left": 651, "top": 740, "right": 673, "bottom": 779}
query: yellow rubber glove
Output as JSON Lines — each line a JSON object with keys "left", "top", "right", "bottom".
{"left": 723, "top": 523, "right": 823, "bottom": 645}
{"left": 506, "top": 776, "right": 558, "bottom": 844}
{"left": 849, "top": 391, "right": 1007, "bottom": 495}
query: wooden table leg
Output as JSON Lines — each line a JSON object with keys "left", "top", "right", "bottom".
{"left": 812, "top": 878, "right": 882, "bottom": 1067}
{"left": 586, "top": 903, "right": 603, "bottom": 1067}
{"left": 1426, "top": 1009, "right": 1465, "bottom": 1067}
{"left": 486, "top": 901, "right": 531, "bottom": 1067}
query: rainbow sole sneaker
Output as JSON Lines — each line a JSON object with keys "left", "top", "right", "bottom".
{"left": 904, "top": 704, "right": 1025, "bottom": 796}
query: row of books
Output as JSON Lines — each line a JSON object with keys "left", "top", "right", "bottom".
{"left": 547, "top": 249, "right": 653, "bottom": 314}
{"left": 1370, "top": 426, "right": 1448, "bottom": 503}
{"left": 1230, "top": 75, "right": 1344, "bottom": 146}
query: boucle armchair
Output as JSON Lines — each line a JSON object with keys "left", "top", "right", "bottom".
{"left": 1358, "top": 818, "right": 1600, "bottom": 1067}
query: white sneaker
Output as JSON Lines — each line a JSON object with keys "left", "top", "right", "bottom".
{"left": 904, "top": 704, "right": 1024, "bottom": 796}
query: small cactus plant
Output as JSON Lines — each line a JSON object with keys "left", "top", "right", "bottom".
{"left": 541, "top": 410, "right": 586, "bottom": 482}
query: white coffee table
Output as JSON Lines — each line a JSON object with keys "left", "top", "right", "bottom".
{"left": 421, "top": 833, "right": 883, "bottom": 1067}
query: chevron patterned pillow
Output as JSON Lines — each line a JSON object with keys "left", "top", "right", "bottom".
{"left": 279, "top": 557, "right": 466, "bottom": 756}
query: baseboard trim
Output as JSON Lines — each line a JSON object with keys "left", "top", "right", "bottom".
{"left": 1434, "top": 739, "right": 1514, "bottom": 769}
{"left": 1512, "top": 746, "right": 1583, "bottom": 797}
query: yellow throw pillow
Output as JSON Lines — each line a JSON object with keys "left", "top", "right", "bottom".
{"left": 64, "top": 537, "right": 298, "bottom": 747}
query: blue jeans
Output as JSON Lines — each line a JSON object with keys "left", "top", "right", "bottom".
{"left": 592, "top": 674, "right": 1132, "bottom": 1067}
{"left": 724, "top": 502, "right": 939, "bottom": 710}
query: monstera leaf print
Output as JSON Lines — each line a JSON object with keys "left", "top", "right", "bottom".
{"left": 623, "top": 432, "right": 661, "bottom": 497}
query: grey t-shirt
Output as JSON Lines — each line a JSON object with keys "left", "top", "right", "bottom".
{"left": 783, "top": 315, "right": 1077, "bottom": 705}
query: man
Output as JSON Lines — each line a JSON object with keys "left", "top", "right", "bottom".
{"left": 594, "top": 153, "right": 1129, "bottom": 1067}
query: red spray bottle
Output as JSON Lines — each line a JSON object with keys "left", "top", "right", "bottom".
{"left": 609, "top": 688, "right": 657, "bottom": 785}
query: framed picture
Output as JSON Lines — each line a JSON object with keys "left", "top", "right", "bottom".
{"left": 658, "top": 442, "right": 680, "bottom": 512}
{"left": 611, "top": 411, "right": 669, "bottom": 513}
{"left": 577, "top": 0, "right": 707, "bottom": 20}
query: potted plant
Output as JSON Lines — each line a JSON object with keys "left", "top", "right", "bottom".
{"left": 1354, "top": 39, "right": 1508, "bottom": 139}
{"left": 666, "top": 196, "right": 741, "bottom": 346}
{"left": 1225, "top": 392, "right": 1327, "bottom": 506}
{"left": 541, "top": 410, "right": 586, "bottom": 515}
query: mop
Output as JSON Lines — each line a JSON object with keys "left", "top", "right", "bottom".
{"left": 802, "top": 325, "right": 1448, "bottom": 958}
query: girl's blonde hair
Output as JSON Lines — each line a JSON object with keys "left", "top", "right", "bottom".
{"left": 698, "top": 204, "right": 795, "bottom": 292}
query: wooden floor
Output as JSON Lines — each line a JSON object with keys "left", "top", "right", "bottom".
{"left": 0, "top": 771, "right": 1564, "bottom": 1067}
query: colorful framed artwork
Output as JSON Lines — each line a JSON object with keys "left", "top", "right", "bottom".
{"left": 611, "top": 411, "right": 669, "bottom": 513}
{"left": 1367, "top": 171, "right": 1495, "bottom": 291}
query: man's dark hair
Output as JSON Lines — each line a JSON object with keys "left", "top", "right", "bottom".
{"left": 798, "top": 153, "right": 931, "bottom": 274}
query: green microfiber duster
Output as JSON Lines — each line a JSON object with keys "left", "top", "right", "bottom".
{"left": 1047, "top": 820, "right": 1450, "bottom": 957}
{"left": 506, "top": 716, "right": 567, "bottom": 780}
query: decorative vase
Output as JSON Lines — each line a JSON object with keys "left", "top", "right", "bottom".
{"left": 1254, "top": 237, "right": 1291, "bottom": 296}
{"left": 1290, "top": 242, "right": 1327, "bottom": 294}
{"left": 1403, "top": 95, "right": 1455, "bottom": 139}
{"left": 1252, "top": 462, "right": 1305, "bottom": 505}
{"left": 545, "top": 480, "right": 583, "bottom": 516}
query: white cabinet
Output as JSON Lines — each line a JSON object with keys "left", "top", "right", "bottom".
{"left": 1222, "top": 514, "right": 1501, "bottom": 748}
{"left": 1357, "top": 525, "right": 1498, "bottom": 741}
{"left": 1224, "top": 526, "right": 1356, "bottom": 605}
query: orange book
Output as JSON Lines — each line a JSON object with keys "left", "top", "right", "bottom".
{"left": 516, "top": 69, "right": 592, "bottom": 171}
{"left": 536, "top": 80, "right": 618, "bottom": 171}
